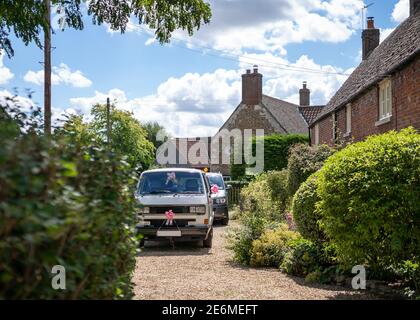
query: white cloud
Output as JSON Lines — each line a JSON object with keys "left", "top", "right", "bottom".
{"left": 117, "top": 0, "right": 364, "bottom": 55}
{"left": 69, "top": 54, "right": 351, "bottom": 137}
{"left": 392, "top": 0, "right": 409, "bottom": 23}
{"left": 24, "top": 63, "right": 92, "bottom": 88}
{"left": 0, "top": 90, "right": 35, "bottom": 111}
{"left": 0, "top": 52, "right": 14, "bottom": 85}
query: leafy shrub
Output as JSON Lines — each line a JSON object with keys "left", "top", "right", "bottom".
{"left": 240, "top": 174, "right": 278, "bottom": 220}
{"left": 227, "top": 210, "right": 267, "bottom": 265}
{"left": 317, "top": 128, "right": 420, "bottom": 272}
{"left": 250, "top": 224, "right": 301, "bottom": 267}
{"left": 280, "top": 238, "right": 321, "bottom": 277}
{"left": 291, "top": 172, "right": 325, "bottom": 244}
{"left": 286, "top": 143, "right": 335, "bottom": 197}
{"left": 240, "top": 171, "right": 289, "bottom": 221}
{"left": 393, "top": 260, "right": 420, "bottom": 299}
{"left": 0, "top": 103, "right": 138, "bottom": 299}
{"left": 265, "top": 170, "right": 290, "bottom": 214}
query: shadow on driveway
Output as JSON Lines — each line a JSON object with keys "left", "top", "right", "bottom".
{"left": 138, "top": 240, "right": 211, "bottom": 257}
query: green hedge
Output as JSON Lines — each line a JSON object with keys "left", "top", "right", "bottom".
{"left": 0, "top": 104, "right": 138, "bottom": 299}
{"left": 231, "top": 134, "right": 308, "bottom": 179}
{"left": 286, "top": 143, "right": 335, "bottom": 197}
{"left": 317, "top": 128, "right": 420, "bottom": 272}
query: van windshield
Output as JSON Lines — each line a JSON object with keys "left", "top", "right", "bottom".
{"left": 138, "top": 171, "right": 205, "bottom": 195}
{"left": 207, "top": 175, "right": 225, "bottom": 190}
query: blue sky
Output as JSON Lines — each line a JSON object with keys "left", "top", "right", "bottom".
{"left": 0, "top": 0, "right": 411, "bottom": 137}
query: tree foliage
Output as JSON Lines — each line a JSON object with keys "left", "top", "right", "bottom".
{"left": 142, "top": 121, "right": 170, "bottom": 151}
{"left": 56, "top": 105, "right": 155, "bottom": 171}
{"left": 0, "top": 0, "right": 212, "bottom": 57}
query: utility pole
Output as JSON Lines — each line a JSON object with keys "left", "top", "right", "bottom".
{"left": 44, "top": 0, "right": 52, "bottom": 135}
{"left": 106, "top": 97, "right": 111, "bottom": 144}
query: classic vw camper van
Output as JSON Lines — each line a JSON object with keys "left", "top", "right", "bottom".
{"left": 135, "top": 168, "right": 214, "bottom": 248}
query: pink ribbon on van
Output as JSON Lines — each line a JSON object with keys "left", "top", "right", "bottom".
{"left": 211, "top": 184, "right": 219, "bottom": 194}
{"left": 165, "top": 210, "right": 175, "bottom": 226}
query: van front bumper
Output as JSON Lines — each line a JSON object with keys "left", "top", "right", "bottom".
{"left": 137, "top": 225, "right": 211, "bottom": 240}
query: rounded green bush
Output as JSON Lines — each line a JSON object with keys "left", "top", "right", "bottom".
{"left": 250, "top": 224, "right": 301, "bottom": 267}
{"left": 317, "top": 128, "right": 420, "bottom": 270}
{"left": 287, "top": 143, "right": 335, "bottom": 197}
{"left": 291, "top": 172, "right": 325, "bottom": 243}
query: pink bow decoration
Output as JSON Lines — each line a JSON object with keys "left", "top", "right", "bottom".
{"left": 211, "top": 184, "right": 219, "bottom": 194}
{"left": 165, "top": 210, "right": 175, "bottom": 226}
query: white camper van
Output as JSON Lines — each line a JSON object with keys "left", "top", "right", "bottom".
{"left": 135, "top": 168, "right": 215, "bottom": 248}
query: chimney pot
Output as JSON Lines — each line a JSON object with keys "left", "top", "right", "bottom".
{"left": 253, "top": 65, "right": 258, "bottom": 73}
{"left": 362, "top": 17, "right": 380, "bottom": 60}
{"left": 246, "top": 69, "right": 251, "bottom": 74}
{"left": 367, "top": 17, "right": 375, "bottom": 29}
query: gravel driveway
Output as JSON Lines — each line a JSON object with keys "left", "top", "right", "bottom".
{"left": 133, "top": 222, "right": 377, "bottom": 300}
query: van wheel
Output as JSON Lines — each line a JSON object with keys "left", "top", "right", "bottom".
{"left": 139, "top": 238, "right": 145, "bottom": 248}
{"left": 222, "top": 215, "right": 229, "bottom": 226}
{"left": 203, "top": 228, "right": 213, "bottom": 248}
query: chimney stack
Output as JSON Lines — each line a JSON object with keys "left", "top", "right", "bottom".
{"left": 411, "top": 0, "right": 420, "bottom": 16}
{"left": 299, "top": 81, "right": 310, "bottom": 106}
{"left": 362, "top": 17, "right": 380, "bottom": 60}
{"left": 242, "top": 65, "right": 262, "bottom": 105}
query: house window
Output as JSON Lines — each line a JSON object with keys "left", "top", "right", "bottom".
{"left": 345, "top": 104, "right": 351, "bottom": 135}
{"left": 379, "top": 79, "right": 392, "bottom": 120}
{"left": 332, "top": 113, "right": 337, "bottom": 142}
{"left": 314, "top": 123, "right": 319, "bottom": 145}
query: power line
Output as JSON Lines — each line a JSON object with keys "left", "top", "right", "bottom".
{"left": 132, "top": 26, "right": 351, "bottom": 77}
{"left": 171, "top": 41, "right": 350, "bottom": 76}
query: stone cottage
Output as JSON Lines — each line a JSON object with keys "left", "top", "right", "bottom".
{"left": 160, "top": 66, "right": 323, "bottom": 177}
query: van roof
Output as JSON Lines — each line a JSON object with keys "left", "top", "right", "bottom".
{"left": 142, "top": 168, "right": 204, "bottom": 174}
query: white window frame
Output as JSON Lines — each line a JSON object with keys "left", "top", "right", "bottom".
{"left": 314, "top": 123, "right": 319, "bottom": 145}
{"left": 332, "top": 113, "right": 337, "bottom": 142}
{"left": 345, "top": 103, "right": 352, "bottom": 135}
{"left": 379, "top": 79, "right": 392, "bottom": 120}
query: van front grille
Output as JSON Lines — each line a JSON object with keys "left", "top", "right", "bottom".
{"left": 149, "top": 206, "right": 190, "bottom": 214}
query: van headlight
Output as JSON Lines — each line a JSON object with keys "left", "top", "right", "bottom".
{"left": 214, "top": 198, "right": 227, "bottom": 204}
{"left": 190, "top": 206, "right": 206, "bottom": 214}
{"left": 139, "top": 207, "right": 150, "bottom": 214}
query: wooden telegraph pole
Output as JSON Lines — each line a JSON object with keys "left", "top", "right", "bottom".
{"left": 44, "top": 0, "right": 52, "bottom": 135}
{"left": 106, "top": 97, "right": 111, "bottom": 144}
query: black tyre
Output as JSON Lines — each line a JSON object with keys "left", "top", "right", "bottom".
{"left": 221, "top": 215, "right": 229, "bottom": 226}
{"left": 203, "top": 228, "right": 213, "bottom": 248}
{"left": 139, "top": 238, "right": 145, "bottom": 248}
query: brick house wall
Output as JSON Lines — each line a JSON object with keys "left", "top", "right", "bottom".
{"left": 311, "top": 55, "right": 420, "bottom": 146}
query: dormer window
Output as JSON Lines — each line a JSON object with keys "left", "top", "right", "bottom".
{"left": 379, "top": 79, "right": 392, "bottom": 120}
